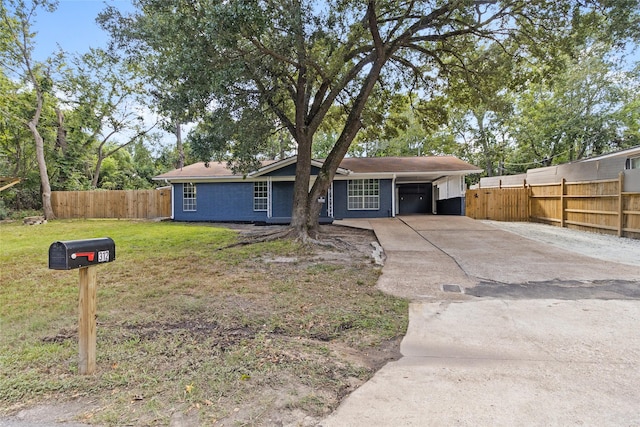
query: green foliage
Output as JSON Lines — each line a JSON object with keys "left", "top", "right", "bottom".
{"left": 98, "top": 0, "right": 640, "bottom": 220}
{"left": 507, "top": 45, "right": 640, "bottom": 169}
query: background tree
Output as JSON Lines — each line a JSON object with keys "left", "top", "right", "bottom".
{"left": 1, "top": 0, "right": 61, "bottom": 219}
{"left": 61, "top": 48, "right": 158, "bottom": 188}
{"left": 100, "top": 0, "right": 639, "bottom": 238}
{"left": 508, "top": 45, "right": 640, "bottom": 168}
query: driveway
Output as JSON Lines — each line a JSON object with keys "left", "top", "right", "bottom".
{"left": 322, "top": 216, "right": 640, "bottom": 426}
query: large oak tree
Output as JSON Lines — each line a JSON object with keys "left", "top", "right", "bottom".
{"left": 100, "top": 0, "right": 639, "bottom": 239}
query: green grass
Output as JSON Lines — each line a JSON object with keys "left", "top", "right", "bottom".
{"left": 0, "top": 219, "right": 408, "bottom": 426}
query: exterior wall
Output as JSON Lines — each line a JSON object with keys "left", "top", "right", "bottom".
{"left": 265, "top": 164, "right": 321, "bottom": 177}
{"left": 173, "top": 180, "right": 332, "bottom": 222}
{"left": 478, "top": 147, "right": 640, "bottom": 188}
{"left": 434, "top": 176, "right": 465, "bottom": 200}
{"left": 433, "top": 176, "right": 466, "bottom": 215}
{"left": 436, "top": 197, "right": 465, "bottom": 215}
{"left": 271, "top": 181, "right": 294, "bottom": 217}
{"left": 332, "top": 179, "right": 394, "bottom": 219}
{"left": 624, "top": 169, "right": 640, "bottom": 192}
{"left": 173, "top": 182, "right": 268, "bottom": 222}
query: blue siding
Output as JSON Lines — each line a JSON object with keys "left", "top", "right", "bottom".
{"left": 332, "top": 179, "right": 394, "bottom": 219}
{"left": 265, "top": 163, "right": 322, "bottom": 177}
{"left": 272, "top": 182, "right": 294, "bottom": 217}
{"left": 436, "top": 197, "right": 465, "bottom": 215}
{"left": 173, "top": 182, "right": 268, "bottom": 222}
{"left": 173, "top": 178, "right": 395, "bottom": 222}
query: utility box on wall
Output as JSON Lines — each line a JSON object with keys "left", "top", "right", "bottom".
{"left": 48, "top": 238, "right": 116, "bottom": 270}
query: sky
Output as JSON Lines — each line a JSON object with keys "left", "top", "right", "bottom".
{"left": 32, "top": 0, "right": 135, "bottom": 61}
{"left": 29, "top": 0, "right": 179, "bottom": 148}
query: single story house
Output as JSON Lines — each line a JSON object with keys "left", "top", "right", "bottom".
{"left": 154, "top": 156, "right": 482, "bottom": 223}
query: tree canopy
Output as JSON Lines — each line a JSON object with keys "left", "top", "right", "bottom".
{"left": 99, "top": 0, "right": 639, "bottom": 238}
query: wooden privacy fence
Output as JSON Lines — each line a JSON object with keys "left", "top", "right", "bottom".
{"left": 51, "top": 189, "right": 171, "bottom": 219}
{"left": 465, "top": 186, "right": 529, "bottom": 222}
{"left": 466, "top": 173, "right": 640, "bottom": 239}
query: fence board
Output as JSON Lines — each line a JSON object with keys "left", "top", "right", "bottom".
{"left": 467, "top": 174, "right": 639, "bottom": 239}
{"left": 466, "top": 187, "right": 529, "bottom": 222}
{"left": 52, "top": 189, "right": 171, "bottom": 219}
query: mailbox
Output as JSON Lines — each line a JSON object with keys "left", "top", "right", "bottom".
{"left": 49, "top": 238, "right": 116, "bottom": 270}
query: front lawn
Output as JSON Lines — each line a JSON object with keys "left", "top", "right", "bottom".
{"left": 0, "top": 220, "right": 407, "bottom": 426}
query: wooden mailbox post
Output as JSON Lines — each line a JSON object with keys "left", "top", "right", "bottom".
{"left": 48, "top": 238, "right": 116, "bottom": 375}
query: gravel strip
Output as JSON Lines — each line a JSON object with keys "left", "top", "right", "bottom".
{"left": 482, "top": 220, "right": 640, "bottom": 268}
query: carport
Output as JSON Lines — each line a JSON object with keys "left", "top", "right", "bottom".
{"left": 339, "top": 156, "right": 482, "bottom": 216}
{"left": 397, "top": 183, "right": 432, "bottom": 215}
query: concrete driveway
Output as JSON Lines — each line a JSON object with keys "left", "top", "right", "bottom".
{"left": 322, "top": 216, "right": 640, "bottom": 426}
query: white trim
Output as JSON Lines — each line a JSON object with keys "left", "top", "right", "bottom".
{"left": 182, "top": 183, "right": 197, "bottom": 211}
{"left": 627, "top": 156, "right": 640, "bottom": 170}
{"left": 171, "top": 184, "right": 175, "bottom": 219}
{"left": 248, "top": 157, "right": 298, "bottom": 177}
{"left": 391, "top": 174, "right": 396, "bottom": 217}
{"left": 347, "top": 179, "right": 380, "bottom": 211}
{"left": 247, "top": 156, "right": 351, "bottom": 177}
{"left": 253, "top": 181, "right": 269, "bottom": 212}
{"left": 156, "top": 170, "right": 481, "bottom": 184}
{"left": 581, "top": 145, "right": 640, "bottom": 162}
{"left": 328, "top": 182, "right": 334, "bottom": 218}
{"left": 267, "top": 178, "right": 272, "bottom": 218}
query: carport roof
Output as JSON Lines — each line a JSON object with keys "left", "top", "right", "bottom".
{"left": 155, "top": 155, "right": 482, "bottom": 181}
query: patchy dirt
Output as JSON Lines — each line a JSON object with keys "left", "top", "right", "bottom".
{"left": 0, "top": 223, "right": 405, "bottom": 427}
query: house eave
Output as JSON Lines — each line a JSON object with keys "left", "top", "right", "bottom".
{"left": 155, "top": 168, "right": 482, "bottom": 184}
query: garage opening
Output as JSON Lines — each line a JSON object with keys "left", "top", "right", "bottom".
{"left": 398, "top": 183, "right": 432, "bottom": 215}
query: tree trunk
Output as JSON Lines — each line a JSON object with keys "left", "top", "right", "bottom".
{"left": 306, "top": 58, "right": 387, "bottom": 233}
{"left": 28, "top": 121, "right": 55, "bottom": 219}
{"left": 91, "top": 149, "right": 105, "bottom": 188}
{"left": 175, "top": 120, "right": 184, "bottom": 169}
{"left": 291, "top": 1, "right": 388, "bottom": 239}
{"left": 55, "top": 108, "right": 67, "bottom": 152}
{"left": 290, "top": 131, "right": 313, "bottom": 238}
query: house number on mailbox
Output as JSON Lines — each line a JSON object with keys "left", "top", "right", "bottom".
{"left": 97, "top": 250, "right": 110, "bottom": 263}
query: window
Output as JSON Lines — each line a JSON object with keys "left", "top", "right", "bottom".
{"left": 348, "top": 179, "right": 380, "bottom": 210}
{"left": 254, "top": 181, "right": 268, "bottom": 211}
{"left": 627, "top": 156, "right": 640, "bottom": 170}
{"left": 183, "top": 183, "right": 196, "bottom": 211}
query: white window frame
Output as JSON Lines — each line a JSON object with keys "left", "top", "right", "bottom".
{"left": 627, "top": 156, "right": 640, "bottom": 170}
{"left": 348, "top": 179, "right": 380, "bottom": 210}
{"left": 183, "top": 183, "right": 196, "bottom": 211}
{"left": 253, "top": 181, "right": 268, "bottom": 211}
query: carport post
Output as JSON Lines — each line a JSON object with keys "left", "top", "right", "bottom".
{"left": 78, "top": 265, "right": 98, "bottom": 375}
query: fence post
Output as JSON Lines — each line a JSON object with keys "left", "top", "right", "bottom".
{"left": 560, "top": 178, "right": 566, "bottom": 228}
{"left": 524, "top": 179, "right": 529, "bottom": 221}
{"left": 618, "top": 172, "right": 624, "bottom": 237}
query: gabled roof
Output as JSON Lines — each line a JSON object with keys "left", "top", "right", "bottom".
{"left": 154, "top": 155, "right": 482, "bottom": 181}
{"left": 247, "top": 156, "right": 350, "bottom": 177}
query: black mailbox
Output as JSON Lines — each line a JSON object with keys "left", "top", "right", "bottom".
{"left": 49, "top": 238, "right": 116, "bottom": 270}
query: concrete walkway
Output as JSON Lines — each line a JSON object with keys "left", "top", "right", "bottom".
{"left": 322, "top": 217, "right": 640, "bottom": 426}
